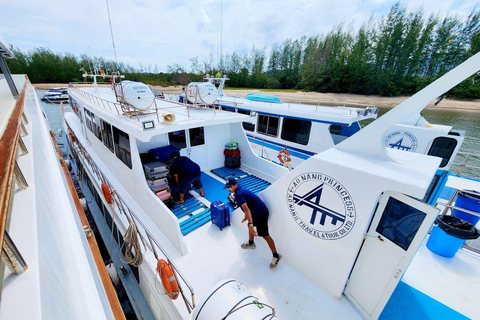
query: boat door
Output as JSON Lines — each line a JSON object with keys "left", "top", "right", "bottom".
{"left": 345, "top": 191, "right": 438, "bottom": 319}
{"left": 185, "top": 127, "right": 207, "bottom": 168}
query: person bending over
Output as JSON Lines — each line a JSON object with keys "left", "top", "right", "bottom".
{"left": 169, "top": 151, "right": 204, "bottom": 204}
{"left": 224, "top": 177, "right": 281, "bottom": 269}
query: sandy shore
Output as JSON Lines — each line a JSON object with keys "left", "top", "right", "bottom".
{"left": 34, "top": 83, "right": 480, "bottom": 112}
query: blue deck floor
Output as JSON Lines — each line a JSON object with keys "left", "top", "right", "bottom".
{"left": 380, "top": 281, "right": 468, "bottom": 320}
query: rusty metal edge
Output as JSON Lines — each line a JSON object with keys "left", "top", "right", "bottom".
{"left": 0, "top": 77, "right": 27, "bottom": 259}
{"left": 49, "top": 131, "right": 126, "bottom": 319}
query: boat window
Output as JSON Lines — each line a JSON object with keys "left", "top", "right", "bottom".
{"left": 257, "top": 114, "right": 279, "bottom": 137}
{"left": 329, "top": 125, "right": 343, "bottom": 135}
{"left": 101, "top": 120, "right": 114, "bottom": 152}
{"left": 281, "top": 118, "right": 311, "bottom": 145}
{"left": 113, "top": 126, "right": 132, "bottom": 169}
{"left": 169, "top": 130, "right": 187, "bottom": 149}
{"left": 242, "top": 122, "right": 255, "bottom": 132}
{"left": 427, "top": 137, "right": 458, "bottom": 168}
{"left": 376, "top": 197, "right": 427, "bottom": 251}
{"left": 237, "top": 109, "right": 250, "bottom": 115}
{"left": 189, "top": 127, "right": 205, "bottom": 147}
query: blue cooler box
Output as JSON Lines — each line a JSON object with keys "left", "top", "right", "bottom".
{"left": 453, "top": 190, "right": 480, "bottom": 226}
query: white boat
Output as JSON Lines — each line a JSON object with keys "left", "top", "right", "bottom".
{"left": 0, "top": 36, "right": 124, "bottom": 319}
{"left": 56, "top": 50, "right": 480, "bottom": 320}
{"left": 42, "top": 89, "right": 69, "bottom": 101}
{"left": 164, "top": 76, "right": 465, "bottom": 179}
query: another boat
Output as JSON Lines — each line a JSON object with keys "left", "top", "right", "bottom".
{"left": 0, "top": 36, "right": 124, "bottom": 319}
{"left": 58, "top": 51, "right": 480, "bottom": 320}
{"left": 42, "top": 88, "right": 69, "bottom": 101}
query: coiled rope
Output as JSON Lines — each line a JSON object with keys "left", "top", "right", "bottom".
{"left": 120, "top": 220, "right": 143, "bottom": 267}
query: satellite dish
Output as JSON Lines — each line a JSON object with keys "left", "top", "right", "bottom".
{"left": 115, "top": 81, "right": 154, "bottom": 110}
{"left": 185, "top": 82, "right": 218, "bottom": 105}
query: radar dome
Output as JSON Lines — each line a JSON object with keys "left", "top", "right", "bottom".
{"left": 185, "top": 82, "right": 218, "bottom": 105}
{"left": 115, "top": 81, "right": 154, "bottom": 110}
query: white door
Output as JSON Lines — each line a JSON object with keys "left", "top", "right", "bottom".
{"left": 345, "top": 191, "right": 439, "bottom": 319}
{"left": 185, "top": 126, "right": 207, "bottom": 169}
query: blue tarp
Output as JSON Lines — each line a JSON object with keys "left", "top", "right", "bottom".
{"left": 245, "top": 93, "right": 282, "bottom": 104}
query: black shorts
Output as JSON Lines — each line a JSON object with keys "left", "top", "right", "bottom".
{"left": 253, "top": 210, "right": 269, "bottom": 237}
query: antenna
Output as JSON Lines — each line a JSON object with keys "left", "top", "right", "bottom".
{"left": 105, "top": 0, "right": 119, "bottom": 72}
{"left": 220, "top": 0, "right": 223, "bottom": 72}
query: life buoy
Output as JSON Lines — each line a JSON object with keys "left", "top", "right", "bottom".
{"left": 277, "top": 149, "right": 291, "bottom": 164}
{"left": 101, "top": 182, "right": 113, "bottom": 204}
{"left": 68, "top": 129, "right": 77, "bottom": 143}
{"left": 157, "top": 259, "right": 179, "bottom": 300}
{"left": 73, "top": 105, "right": 78, "bottom": 113}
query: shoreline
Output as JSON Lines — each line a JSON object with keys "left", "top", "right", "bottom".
{"left": 33, "top": 83, "right": 480, "bottom": 113}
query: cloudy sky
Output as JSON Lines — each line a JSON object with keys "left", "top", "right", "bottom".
{"left": 1, "top": 0, "right": 477, "bottom": 72}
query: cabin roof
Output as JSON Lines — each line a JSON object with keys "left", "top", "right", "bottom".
{"left": 69, "top": 86, "right": 249, "bottom": 141}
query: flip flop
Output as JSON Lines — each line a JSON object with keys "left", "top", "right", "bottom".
{"left": 175, "top": 200, "right": 184, "bottom": 205}
{"left": 200, "top": 193, "right": 205, "bottom": 197}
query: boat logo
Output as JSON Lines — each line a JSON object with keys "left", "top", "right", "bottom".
{"left": 384, "top": 130, "right": 418, "bottom": 151}
{"left": 286, "top": 172, "right": 356, "bottom": 240}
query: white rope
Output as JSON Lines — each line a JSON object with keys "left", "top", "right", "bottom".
{"left": 120, "top": 220, "right": 143, "bottom": 267}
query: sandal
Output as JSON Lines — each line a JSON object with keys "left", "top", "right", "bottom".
{"left": 200, "top": 193, "right": 205, "bottom": 197}
{"left": 175, "top": 200, "right": 184, "bottom": 205}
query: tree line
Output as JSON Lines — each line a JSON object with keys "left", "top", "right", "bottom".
{"left": 5, "top": 2, "right": 480, "bottom": 99}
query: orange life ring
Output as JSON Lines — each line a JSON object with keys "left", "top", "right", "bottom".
{"left": 73, "top": 105, "right": 78, "bottom": 113}
{"left": 68, "top": 129, "right": 77, "bottom": 143}
{"left": 101, "top": 182, "right": 113, "bottom": 204}
{"left": 277, "top": 149, "right": 291, "bottom": 164}
{"left": 157, "top": 259, "right": 179, "bottom": 300}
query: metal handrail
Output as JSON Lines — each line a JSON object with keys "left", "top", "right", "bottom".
{"left": 451, "top": 152, "right": 480, "bottom": 176}
{"left": 70, "top": 87, "right": 123, "bottom": 115}
{"left": 66, "top": 126, "right": 196, "bottom": 312}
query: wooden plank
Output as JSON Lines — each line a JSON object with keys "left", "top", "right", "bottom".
{"left": 0, "top": 78, "right": 27, "bottom": 259}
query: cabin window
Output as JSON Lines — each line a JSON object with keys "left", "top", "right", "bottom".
{"left": 281, "top": 118, "right": 311, "bottom": 145}
{"left": 376, "top": 197, "right": 427, "bottom": 251}
{"left": 113, "top": 126, "right": 132, "bottom": 169}
{"left": 427, "top": 137, "right": 457, "bottom": 168}
{"left": 242, "top": 122, "right": 255, "bottom": 132}
{"left": 169, "top": 130, "right": 187, "bottom": 149}
{"left": 101, "top": 120, "right": 114, "bottom": 152}
{"left": 237, "top": 109, "right": 250, "bottom": 115}
{"left": 85, "top": 108, "right": 93, "bottom": 132}
{"left": 257, "top": 114, "right": 279, "bottom": 137}
{"left": 189, "top": 127, "right": 205, "bottom": 147}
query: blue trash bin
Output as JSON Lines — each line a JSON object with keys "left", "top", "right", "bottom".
{"left": 427, "top": 215, "right": 479, "bottom": 258}
{"left": 453, "top": 190, "right": 480, "bottom": 226}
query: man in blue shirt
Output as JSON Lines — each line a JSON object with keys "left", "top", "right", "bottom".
{"left": 224, "top": 177, "right": 282, "bottom": 269}
{"left": 170, "top": 151, "right": 204, "bottom": 204}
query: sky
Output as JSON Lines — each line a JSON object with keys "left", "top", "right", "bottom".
{"left": 0, "top": 0, "right": 478, "bottom": 72}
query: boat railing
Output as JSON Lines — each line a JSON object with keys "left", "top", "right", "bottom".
{"left": 225, "top": 92, "right": 376, "bottom": 110}
{"left": 68, "top": 129, "right": 196, "bottom": 313}
{"left": 0, "top": 77, "right": 29, "bottom": 282}
{"left": 451, "top": 151, "right": 480, "bottom": 179}
{"left": 69, "top": 85, "right": 123, "bottom": 115}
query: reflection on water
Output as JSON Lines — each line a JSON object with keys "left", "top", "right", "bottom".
{"left": 37, "top": 88, "right": 480, "bottom": 179}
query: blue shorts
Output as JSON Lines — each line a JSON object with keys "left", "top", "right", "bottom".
{"left": 179, "top": 175, "right": 202, "bottom": 194}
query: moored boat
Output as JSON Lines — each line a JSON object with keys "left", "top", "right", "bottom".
{"left": 59, "top": 51, "right": 480, "bottom": 319}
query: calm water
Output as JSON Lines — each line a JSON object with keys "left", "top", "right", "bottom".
{"left": 37, "top": 89, "right": 480, "bottom": 178}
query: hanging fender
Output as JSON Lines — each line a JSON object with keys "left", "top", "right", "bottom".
{"left": 157, "top": 259, "right": 179, "bottom": 300}
{"left": 101, "top": 182, "right": 113, "bottom": 204}
{"left": 277, "top": 148, "right": 291, "bottom": 164}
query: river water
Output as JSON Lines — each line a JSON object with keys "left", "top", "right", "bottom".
{"left": 37, "top": 89, "right": 480, "bottom": 179}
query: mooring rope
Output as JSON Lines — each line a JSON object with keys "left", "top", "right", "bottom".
{"left": 120, "top": 220, "right": 143, "bottom": 267}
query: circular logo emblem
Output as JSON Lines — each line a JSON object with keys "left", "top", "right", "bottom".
{"left": 384, "top": 131, "right": 418, "bottom": 152}
{"left": 286, "top": 172, "right": 356, "bottom": 240}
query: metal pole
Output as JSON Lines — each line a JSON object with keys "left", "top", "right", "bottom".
{"left": 0, "top": 56, "right": 19, "bottom": 97}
